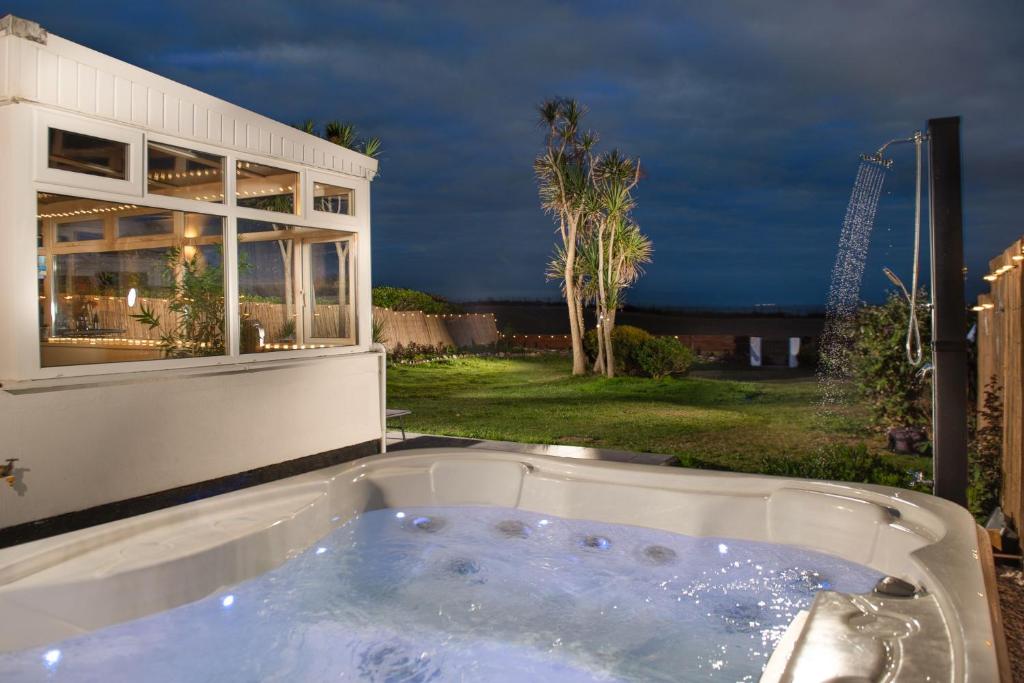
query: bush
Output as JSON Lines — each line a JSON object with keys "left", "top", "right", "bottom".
{"left": 850, "top": 290, "right": 932, "bottom": 430}
{"left": 633, "top": 336, "right": 695, "bottom": 379}
{"left": 967, "top": 377, "right": 1003, "bottom": 521}
{"left": 583, "top": 328, "right": 599, "bottom": 363}
{"left": 372, "top": 287, "right": 460, "bottom": 314}
{"left": 610, "top": 325, "right": 652, "bottom": 373}
{"left": 754, "top": 443, "right": 928, "bottom": 489}
{"left": 389, "top": 342, "right": 456, "bottom": 364}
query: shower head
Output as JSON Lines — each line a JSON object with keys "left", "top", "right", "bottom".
{"left": 883, "top": 267, "right": 911, "bottom": 301}
{"left": 860, "top": 151, "right": 894, "bottom": 168}
{"left": 861, "top": 131, "right": 927, "bottom": 168}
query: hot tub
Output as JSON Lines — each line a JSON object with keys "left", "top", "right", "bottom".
{"left": 0, "top": 448, "right": 1008, "bottom": 681}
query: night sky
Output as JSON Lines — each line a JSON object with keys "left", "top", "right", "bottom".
{"left": 16, "top": 1, "right": 1024, "bottom": 308}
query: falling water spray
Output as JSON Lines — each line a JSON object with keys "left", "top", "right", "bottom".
{"left": 817, "top": 160, "right": 888, "bottom": 407}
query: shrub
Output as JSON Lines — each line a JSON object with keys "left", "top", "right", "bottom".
{"left": 372, "top": 287, "right": 460, "bottom": 314}
{"left": 633, "top": 336, "right": 695, "bottom": 379}
{"left": 610, "top": 325, "right": 652, "bottom": 373}
{"left": 850, "top": 290, "right": 932, "bottom": 430}
{"left": 754, "top": 443, "right": 927, "bottom": 489}
{"left": 389, "top": 342, "right": 456, "bottom": 364}
{"left": 583, "top": 327, "right": 599, "bottom": 363}
{"left": 967, "top": 377, "right": 1003, "bottom": 521}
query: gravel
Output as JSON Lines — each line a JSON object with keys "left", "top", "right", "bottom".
{"left": 997, "top": 567, "right": 1024, "bottom": 682}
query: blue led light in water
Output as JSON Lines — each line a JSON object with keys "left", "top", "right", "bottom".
{"left": 43, "top": 649, "right": 61, "bottom": 668}
{"left": 395, "top": 512, "right": 406, "bottom": 519}
{"left": 315, "top": 547, "right": 327, "bottom": 555}
{"left": 718, "top": 543, "right": 729, "bottom": 555}
{"left": 538, "top": 519, "right": 550, "bottom": 526}
{"left": 221, "top": 595, "right": 235, "bottom": 608}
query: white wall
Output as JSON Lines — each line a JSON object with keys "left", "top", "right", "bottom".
{"left": 0, "top": 353, "right": 381, "bottom": 528}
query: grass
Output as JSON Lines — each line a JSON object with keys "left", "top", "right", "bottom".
{"left": 386, "top": 355, "right": 929, "bottom": 475}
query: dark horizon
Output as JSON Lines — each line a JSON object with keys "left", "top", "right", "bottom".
{"left": 13, "top": 1, "right": 1024, "bottom": 308}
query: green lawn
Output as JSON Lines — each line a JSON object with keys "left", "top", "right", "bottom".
{"left": 386, "top": 355, "right": 926, "bottom": 475}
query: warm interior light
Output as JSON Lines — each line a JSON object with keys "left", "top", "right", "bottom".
{"left": 1012, "top": 254, "right": 1024, "bottom": 262}
{"left": 983, "top": 303, "right": 995, "bottom": 309}
{"left": 983, "top": 274, "right": 998, "bottom": 281}
{"left": 971, "top": 305, "right": 985, "bottom": 312}
{"left": 126, "top": 288, "right": 138, "bottom": 307}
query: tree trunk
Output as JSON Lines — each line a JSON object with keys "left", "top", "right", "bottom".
{"left": 604, "top": 307, "right": 616, "bottom": 377}
{"left": 564, "top": 225, "right": 586, "bottom": 375}
{"left": 277, "top": 239, "right": 294, "bottom": 340}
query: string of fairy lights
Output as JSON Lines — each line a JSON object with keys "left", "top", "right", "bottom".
{"left": 972, "top": 241, "right": 1023, "bottom": 312}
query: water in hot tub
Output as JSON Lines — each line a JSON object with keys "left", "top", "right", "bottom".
{"left": 0, "top": 506, "right": 882, "bottom": 682}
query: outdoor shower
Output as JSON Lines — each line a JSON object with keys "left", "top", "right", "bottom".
{"left": 861, "top": 118, "right": 968, "bottom": 506}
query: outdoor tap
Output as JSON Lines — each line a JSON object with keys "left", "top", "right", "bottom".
{"left": 0, "top": 458, "right": 17, "bottom": 487}
{"left": 916, "top": 363, "right": 933, "bottom": 380}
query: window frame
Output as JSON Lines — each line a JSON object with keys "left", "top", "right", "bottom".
{"left": 35, "top": 110, "right": 144, "bottom": 196}
{"left": 306, "top": 169, "right": 358, "bottom": 229}
{"left": 301, "top": 233, "right": 357, "bottom": 346}
{"left": 145, "top": 138, "right": 227, "bottom": 205}
{"left": 234, "top": 156, "right": 302, "bottom": 218}
{"left": 236, "top": 223, "right": 357, "bottom": 354}
{"left": 23, "top": 116, "right": 368, "bottom": 381}
{"left": 36, "top": 197, "right": 228, "bottom": 366}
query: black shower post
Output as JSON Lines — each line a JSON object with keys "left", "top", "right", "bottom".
{"left": 928, "top": 116, "right": 968, "bottom": 506}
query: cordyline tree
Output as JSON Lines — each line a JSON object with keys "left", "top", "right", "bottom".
{"left": 536, "top": 98, "right": 650, "bottom": 377}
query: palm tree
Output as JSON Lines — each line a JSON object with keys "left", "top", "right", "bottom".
{"left": 535, "top": 98, "right": 595, "bottom": 375}
{"left": 590, "top": 151, "right": 644, "bottom": 376}
{"left": 294, "top": 120, "right": 382, "bottom": 159}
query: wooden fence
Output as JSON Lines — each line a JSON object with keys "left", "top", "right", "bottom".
{"left": 374, "top": 308, "right": 499, "bottom": 350}
{"left": 976, "top": 236, "right": 1024, "bottom": 529}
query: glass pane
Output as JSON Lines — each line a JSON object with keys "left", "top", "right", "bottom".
{"left": 38, "top": 193, "right": 225, "bottom": 367}
{"left": 185, "top": 212, "right": 223, "bottom": 238}
{"left": 313, "top": 182, "right": 354, "bottom": 215}
{"left": 237, "top": 218, "right": 304, "bottom": 236}
{"left": 118, "top": 211, "right": 173, "bottom": 238}
{"left": 308, "top": 240, "right": 352, "bottom": 339}
{"left": 56, "top": 219, "right": 105, "bottom": 243}
{"left": 238, "top": 238, "right": 299, "bottom": 352}
{"left": 48, "top": 128, "right": 128, "bottom": 180}
{"left": 147, "top": 142, "right": 224, "bottom": 202}
{"left": 236, "top": 161, "right": 298, "bottom": 214}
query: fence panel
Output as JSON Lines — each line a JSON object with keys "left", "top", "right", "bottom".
{"left": 976, "top": 237, "right": 1023, "bottom": 528}
{"left": 374, "top": 308, "right": 498, "bottom": 350}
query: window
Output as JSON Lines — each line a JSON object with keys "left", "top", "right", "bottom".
{"left": 313, "top": 182, "right": 354, "bottom": 216}
{"left": 236, "top": 161, "right": 298, "bottom": 214}
{"left": 237, "top": 219, "right": 355, "bottom": 352}
{"left": 48, "top": 128, "right": 128, "bottom": 180}
{"left": 36, "top": 193, "right": 225, "bottom": 368}
{"left": 56, "top": 219, "right": 104, "bottom": 243}
{"left": 117, "top": 211, "right": 173, "bottom": 238}
{"left": 147, "top": 142, "right": 225, "bottom": 202}
{"left": 306, "top": 240, "right": 353, "bottom": 339}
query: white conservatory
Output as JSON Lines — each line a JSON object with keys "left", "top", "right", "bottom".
{"left": 0, "top": 15, "right": 383, "bottom": 534}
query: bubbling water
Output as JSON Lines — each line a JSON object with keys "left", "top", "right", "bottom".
{"left": 0, "top": 506, "right": 882, "bottom": 682}
{"left": 818, "top": 160, "right": 887, "bottom": 408}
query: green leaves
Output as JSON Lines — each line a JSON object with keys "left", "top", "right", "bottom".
{"left": 129, "top": 246, "right": 225, "bottom": 359}
{"left": 298, "top": 119, "right": 382, "bottom": 159}
{"left": 132, "top": 303, "right": 161, "bottom": 330}
{"left": 850, "top": 290, "right": 932, "bottom": 430}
